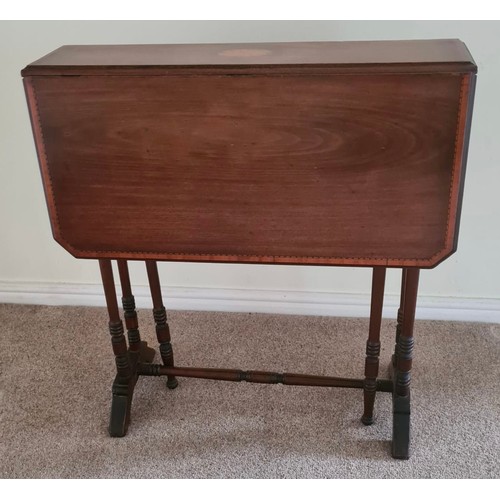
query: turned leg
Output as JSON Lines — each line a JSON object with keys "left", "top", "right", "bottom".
{"left": 391, "top": 268, "right": 408, "bottom": 370}
{"left": 99, "top": 259, "right": 134, "bottom": 437}
{"left": 117, "top": 259, "right": 155, "bottom": 363}
{"left": 361, "top": 267, "right": 386, "bottom": 425}
{"left": 145, "top": 260, "right": 178, "bottom": 389}
{"left": 392, "top": 267, "right": 419, "bottom": 459}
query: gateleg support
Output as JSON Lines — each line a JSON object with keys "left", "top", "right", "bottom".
{"left": 361, "top": 266, "right": 386, "bottom": 425}
{"left": 146, "top": 260, "right": 179, "bottom": 390}
{"left": 390, "top": 267, "right": 419, "bottom": 459}
{"left": 100, "top": 260, "right": 160, "bottom": 437}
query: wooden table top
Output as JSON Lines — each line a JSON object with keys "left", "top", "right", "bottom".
{"left": 22, "top": 41, "right": 477, "bottom": 268}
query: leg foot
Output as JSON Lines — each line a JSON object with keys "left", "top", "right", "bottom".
{"left": 166, "top": 377, "right": 179, "bottom": 390}
{"left": 392, "top": 393, "right": 411, "bottom": 459}
{"left": 361, "top": 415, "right": 375, "bottom": 426}
{"left": 109, "top": 379, "right": 134, "bottom": 437}
{"left": 109, "top": 347, "right": 153, "bottom": 437}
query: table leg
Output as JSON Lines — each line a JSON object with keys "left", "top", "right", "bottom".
{"left": 391, "top": 268, "right": 408, "bottom": 370}
{"left": 117, "top": 260, "right": 157, "bottom": 364}
{"left": 99, "top": 259, "right": 134, "bottom": 437}
{"left": 117, "top": 260, "right": 141, "bottom": 352}
{"left": 361, "top": 266, "right": 386, "bottom": 425}
{"left": 391, "top": 267, "right": 419, "bottom": 459}
{"left": 145, "top": 260, "right": 179, "bottom": 390}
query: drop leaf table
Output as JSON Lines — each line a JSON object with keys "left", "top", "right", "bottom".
{"left": 22, "top": 40, "right": 476, "bottom": 459}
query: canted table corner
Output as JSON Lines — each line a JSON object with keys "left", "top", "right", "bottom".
{"left": 22, "top": 40, "right": 477, "bottom": 459}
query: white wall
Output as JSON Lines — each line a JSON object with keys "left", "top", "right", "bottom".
{"left": 1, "top": 21, "right": 499, "bottom": 316}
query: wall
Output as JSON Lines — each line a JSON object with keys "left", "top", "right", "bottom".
{"left": 1, "top": 21, "right": 499, "bottom": 319}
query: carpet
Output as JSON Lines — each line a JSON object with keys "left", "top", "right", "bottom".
{"left": 0, "top": 303, "right": 498, "bottom": 478}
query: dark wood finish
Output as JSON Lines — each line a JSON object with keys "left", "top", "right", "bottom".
{"left": 392, "top": 268, "right": 408, "bottom": 367}
{"left": 452, "top": 73, "right": 477, "bottom": 253}
{"left": 145, "top": 260, "right": 178, "bottom": 389}
{"left": 99, "top": 259, "right": 133, "bottom": 436}
{"left": 137, "top": 364, "right": 393, "bottom": 392}
{"left": 395, "top": 269, "right": 419, "bottom": 398}
{"left": 22, "top": 40, "right": 477, "bottom": 268}
{"left": 99, "top": 260, "right": 131, "bottom": 379}
{"left": 362, "top": 267, "right": 386, "bottom": 425}
{"left": 21, "top": 40, "right": 476, "bottom": 76}
{"left": 117, "top": 260, "right": 143, "bottom": 353}
{"left": 391, "top": 268, "right": 420, "bottom": 459}
{"left": 100, "top": 259, "right": 157, "bottom": 436}
{"left": 107, "top": 340, "right": 156, "bottom": 438}
{"left": 22, "top": 41, "right": 477, "bottom": 458}
{"left": 24, "top": 71, "right": 474, "bottom": 268}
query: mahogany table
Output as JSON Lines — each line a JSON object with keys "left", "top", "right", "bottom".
{"left": 22, "top": 40, "right": 477, "bottom": 459}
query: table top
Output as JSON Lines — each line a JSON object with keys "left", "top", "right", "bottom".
{"left": 22, "top": 41, "right": 477, "bottom": 268}
{"left": 21, "top": 39, "right": 477, "bottom": 76}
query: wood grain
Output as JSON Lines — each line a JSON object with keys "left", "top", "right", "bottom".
{"left": 26, "top": 72, "right": 470, "bottom": 267}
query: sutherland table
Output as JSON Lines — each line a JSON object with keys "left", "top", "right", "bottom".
{"left": 22, "top": 40, "right": 477, "bottom": 459}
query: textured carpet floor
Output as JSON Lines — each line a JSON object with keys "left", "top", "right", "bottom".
{"left": 0, "top": 303, "right": 499, "bottom": 478}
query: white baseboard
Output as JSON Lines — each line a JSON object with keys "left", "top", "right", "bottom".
{"left": 0, "top": 281, "right": 498, "bottom": 323}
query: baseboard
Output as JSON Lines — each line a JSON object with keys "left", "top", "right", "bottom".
{"left": 0, "top": 281, "right": 498, "bottom": 323}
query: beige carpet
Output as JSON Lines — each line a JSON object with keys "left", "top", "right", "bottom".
{"left": 0, "top": 303, "right": 498, "bottom": 478}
